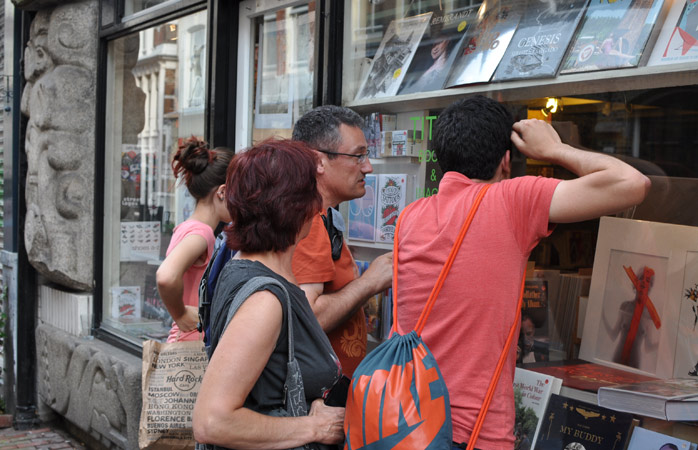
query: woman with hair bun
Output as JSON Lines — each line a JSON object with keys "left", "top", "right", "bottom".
{"left": 156, "top": 136, "right": 234, "bottom": 342}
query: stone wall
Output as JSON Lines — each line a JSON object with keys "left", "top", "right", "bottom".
{"left": 36, "top": 324, "right": 141, "bottom": 449}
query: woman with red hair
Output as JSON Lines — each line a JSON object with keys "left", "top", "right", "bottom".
{"left": 194, "top": 139, "right": 345, "bottom": 450}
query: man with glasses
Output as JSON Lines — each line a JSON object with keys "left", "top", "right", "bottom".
{"left": 291, "top": 105, "right": 393, "bottom": 377}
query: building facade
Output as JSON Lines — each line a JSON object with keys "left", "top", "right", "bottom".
{"left": 1, "top": 0, "right": 697, "bottom": 448}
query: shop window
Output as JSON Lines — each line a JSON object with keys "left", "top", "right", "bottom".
{"left": 341, "top": 0, "right": 698, "bottom": 363}
{"left": 250, "top": 2, "right": 316, "bottom": 143}
{"left": 124, "top": 0, "right": 178, "bottom": 17}
{"left": 103, "top": 9, "right": 207, "bottom": 344}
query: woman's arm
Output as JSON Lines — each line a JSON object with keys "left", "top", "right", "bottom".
{"left": 193, "top": 290, "right": 344, "bottom": 449}
{"left": 156, "top": 234, "right": 208, "bottom": 332}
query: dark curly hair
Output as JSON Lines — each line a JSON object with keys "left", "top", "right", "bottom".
{"left": 224, "top": 139, "right": 322, "bottom": 253}
{"left": 433, "top": 95, "right": 514, "bottom": 180}
{"left": 171, "top": 136, "right": 234, "bottom": 200}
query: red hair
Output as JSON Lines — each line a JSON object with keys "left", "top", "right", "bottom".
{"left": 225, "top": 139, "right": 322, "bottom": 253}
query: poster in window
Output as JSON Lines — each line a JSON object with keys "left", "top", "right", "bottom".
{"left": 111, "top": 286, "right": 142, "bottom": 320}
{"left": 120, "top": 221, "right": 161, "bottom": 262}
{"left": 560, "top": 0, "right": 666, "bottom": 74}
{"left": 492, "top": 0, "right": 589, "bottom": 81}
{"left": 398, "top": 3, "right": 479, "bottom": 95}
{"left": 348, "top": 174, "right": 378, "bottom": 242}
{"left": 121, "top": 144, "right": 142, "bottom": 220}
{"left": 377, "top": 174, "right": 407, "bottom": 244}
{"left": 355, "top": 13, "right": 433, "bottom": 100}
{"left": 647, "top": 0, "right": 698, "bottom": 66}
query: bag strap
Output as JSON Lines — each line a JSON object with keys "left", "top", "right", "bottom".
{"left": 392, "top": 183, "right": 491, "bottom": 336}
{"left": 222, "top": 276, "right": 296, "bottom": 363}
{"left": 467, "top": 274, "right": 525, "bottom": 450}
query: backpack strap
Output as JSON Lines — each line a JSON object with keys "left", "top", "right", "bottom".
{"left": 392, "top": 183, "right": 491, "bottom": 336}
{"left": 467, "top": 274, "right": 525, "bottom": 450}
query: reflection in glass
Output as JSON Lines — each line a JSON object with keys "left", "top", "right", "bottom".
{"left": 252, "top": 2, "right": 316, "bottom": 142}
{"left": 103, "top": 10, "right": 208, "bottom": 344}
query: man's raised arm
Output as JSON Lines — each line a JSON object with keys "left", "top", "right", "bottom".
{"left": 511, "top": 119, "right": 651, "bottom": 224}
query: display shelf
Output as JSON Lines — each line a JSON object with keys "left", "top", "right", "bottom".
{"left": 369, "top": 156, "right": 420, "bottom": 165}
{"left": 346, "top": 62, "right": 698, "bottom": 114}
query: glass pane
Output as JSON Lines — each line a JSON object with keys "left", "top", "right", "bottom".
{"left": 343, "top": 0, "right": 483, "bottom": 103}
{"left": 103, "top": 9, "right": 208, "bottom": 344}
{"left": 252, "top": 2, "right": 316, "bottom": 142}
{"left": 124, "top": 0, "right": 178, "bottom": 17}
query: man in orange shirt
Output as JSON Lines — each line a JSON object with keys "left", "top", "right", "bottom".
{"left": 292, "top": 105, "right": 392, "bottom": 376}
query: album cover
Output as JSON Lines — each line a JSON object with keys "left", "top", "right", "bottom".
{"left": 355, "top": 13, "right": 432, "bottom": 100}
{"left": 493, "top": 0, "right": 589, "bottom": 81}
{"left": 445, "top": 0, "right": 525, "bottom": 88}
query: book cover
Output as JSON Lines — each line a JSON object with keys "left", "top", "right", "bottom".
{"left": 520, "top": 279, "right": 550, "bottom": 364}
{"left": 534, "top": 393, "right": 636, "bottom": 450}
{"left": 365, "top": 292, "right": 383, "bottom": 341}
{"left": 348, "top": 174, "right": 378, "bottom": 242}
{"left": 627, "top": 426, "right": 694, "bottom": 450}
{"left": 527, "top": 360, "right": 659, "bottom": 393}
{"left": 376, "top": 174, "right": 407, "bottom": 244}
{"left": 398, "top": 3, "right": 479, "bottom": 95}
{"left": 560, "top": 0, "right": 666, "bottom": 74}
{"left": 514, "top": 367, "right": 563, "bottom": 448}
{"left": 363, "top": 113, "right": 382, "bottom": 159}
{"left": 648, "top": 0, "right": 698, "bottom": 66}
{"left": 355, "top": 13, "right": 433, "bottom": 100}
{"left": 111, "top": 285, "right": 142, "bottom": 320}
{"left": 598, "top": 378, "right": 698, "bottom": 420}
{"left": 493, "top": 0, "right": 590, "bottom": 81}
{"left": 445, "top": 0, "right": 525, "bottom": 88}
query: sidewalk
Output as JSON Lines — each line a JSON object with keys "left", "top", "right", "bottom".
{"left": 0, "top": 426, "right": 87, "bottom": 450}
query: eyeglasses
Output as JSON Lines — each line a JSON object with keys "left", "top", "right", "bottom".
{"left": 316, "top": 149, "right": 370, "bottom": 164}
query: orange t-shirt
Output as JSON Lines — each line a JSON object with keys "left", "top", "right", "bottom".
{"left": 293, "top": 214, "right": 367, "bottom": 377}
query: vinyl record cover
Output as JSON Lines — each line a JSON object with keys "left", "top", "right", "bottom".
{"left": 398, "top": 3, "right": 480, "bottom": 95}
{"left": 492, "top": 0, "right": 589, "bottom": 81}
{"left": 445, "top": 0, "right": 525, "bottom": 88}
{"left": 647, "top": 0, "right": 698, "bottom": 66}
{"left": 534, "top": 393, "right": 636, "bottom": 450}
{"left": 348, "top": 174, "right": 378, "bottom": 241}
{"left": 355, "top": 13, "right": 432, "bottom": 100}
{"left": 560, "top": 0, "right": 666, "bottom": 74}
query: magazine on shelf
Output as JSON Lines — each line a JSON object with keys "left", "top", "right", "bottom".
{"left": 648, "top": 0, "right": 698, "bottom": 66}
{"left": 376, "top": 174, "right": 407, "bottom": 244}
{"left": 398, "top": 3, "right": 479, "bottom": 95}
{"left": 492, "top": 0, "right": 590, "bottom": 81}
{"left": 598, "top": 378, "right": 698, "bottom": 421}
{"left": 355, "top": 13, "right": 432, "bottom": 100}
{"left": 445, "top": 0, "right": 525, "bottom": 88}
{"left": 626, "top": 426, "right": 694, "bottom": 450}
{"left": 560, "top": 0, "right": 666, "bottom": 74}
{"left": 533, "top": 393, "right": 637, "bottom": 450}
{"left": 348, "top": 174, "right": 378, "bottom": 242}
{"left": 513, "top": 367, "right": 562, "bottom": 448}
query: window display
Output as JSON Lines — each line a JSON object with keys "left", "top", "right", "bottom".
{"left": 103, "top": 9, "right": 208, "bottom": 343}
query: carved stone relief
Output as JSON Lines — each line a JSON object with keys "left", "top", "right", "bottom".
{"left": 20, "top": 0, "right": 98, "bottom": 290}
{"left": 37, "top": 323, "right": 141, "bottom": 449}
